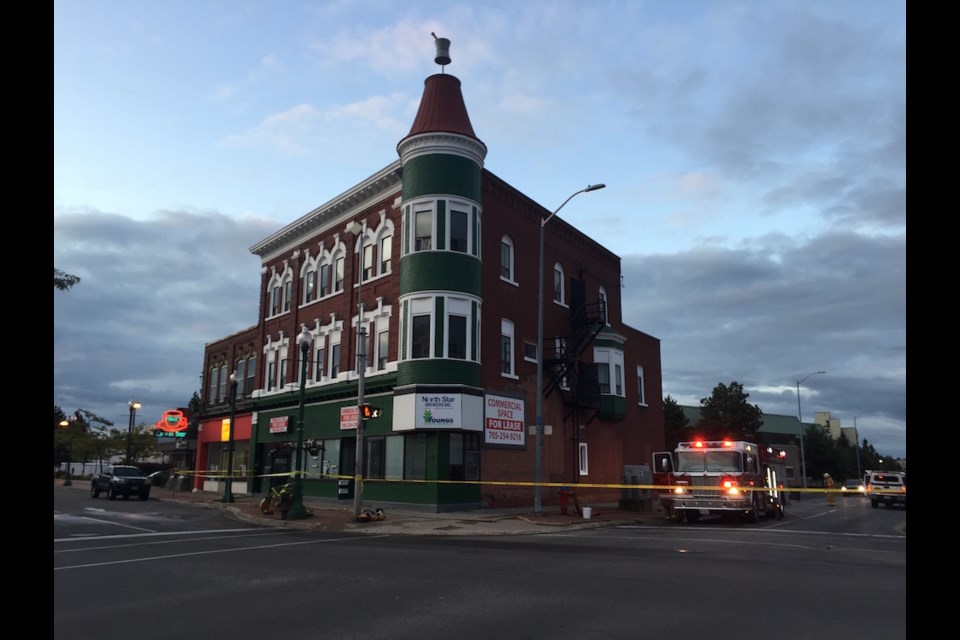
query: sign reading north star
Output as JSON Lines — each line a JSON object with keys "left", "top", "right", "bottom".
{"left": 484, "top": 394, "right": 525, "bottom": 447}
{"left": 415, "top": 394, "right": 460, "bottom": 428}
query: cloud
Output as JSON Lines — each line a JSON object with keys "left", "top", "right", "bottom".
{"left": 54, "top": 208, "right": 277, "bottom": 426}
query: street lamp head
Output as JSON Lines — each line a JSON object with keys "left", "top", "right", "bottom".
{"left": 229, "top": 371, "right": 238, "bottom": 387}
{"left": 59, "top": 420, "right": 69, "bottom": 427}
{"left": 585, "top": 183, "right": 606, "bottom": 192}
{"left": 129, "top": 400, "right": 141, "bottom": 411}
{"left": 298, "top": 325, "right": 312, "bottom": 351}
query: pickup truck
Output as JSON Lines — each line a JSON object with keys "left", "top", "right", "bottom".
{"left": 91, "top": 465, "right": 151, "bottom": 501}
{"left": 865, "top": 470, "right": 906, "bottom": 509}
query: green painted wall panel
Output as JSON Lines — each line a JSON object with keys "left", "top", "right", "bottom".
{"left": 397, "top": 359, "right": 481, "bottom": 387}
{"left": 402, "top": 154, "right": 482, "bottom": 201}
{"left": 599, "top": 395, "right": 627, "bottom": 421}
{"left": 398, "top": 253, "right": 481, "bottom": 295}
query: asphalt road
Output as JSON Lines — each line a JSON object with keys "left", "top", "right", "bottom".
{"left": 54, "top": 487, "right": 905, "bottom": 640}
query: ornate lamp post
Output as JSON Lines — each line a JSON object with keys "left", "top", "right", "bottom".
{"left": 535, "top": 184, "right": 605, "bottom": 514}
{"left": 796, "top": 371, "right": 826, "bottom": 490}
{"left": 286, "top": 325, "right": 313, "bottom": 520}
{"left": 221, "top": 372, "right": 238, "bottom": 503}
{"left": 127, "top": 400, "right": 141, "bottom": 464}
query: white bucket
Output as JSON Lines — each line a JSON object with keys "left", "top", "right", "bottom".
{"left": 582, "top": 507, "right": 592, "bottom": 519}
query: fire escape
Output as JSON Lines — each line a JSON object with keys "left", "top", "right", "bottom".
{"left": 542, "top": 278, "right": 607, "bottom": 422}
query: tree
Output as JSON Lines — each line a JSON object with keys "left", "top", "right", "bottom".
{"left": 186, "top": 391, "right": 202, "bottom": 440}
{"left": 696, "top": 381, "right": 763, "bottom": 441}
{"left": 54, "top": 268, "right": 81, "bottom": 291}
{"left": 663, "top": 395, "right": 691, "bottom": 449}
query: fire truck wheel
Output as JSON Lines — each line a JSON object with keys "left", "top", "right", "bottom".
{"left": 745, "top": 496, "right": 760, "bottom": 523}
{"left": 684, "top": 511, "right": 700, "bottom": 523}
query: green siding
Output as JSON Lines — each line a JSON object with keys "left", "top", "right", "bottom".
{"left": 402, "top": 154, "right": 482, "bottom": 201}
{"left": 434, "top": 297, "right": 445, "bottom": 357}
{"left": 397, "top": 358, "right": 481, "bottom": 387}
{"left": 401, "top": 299, "right": 409, "bottom": 360}
{"left": 599, "top": 394, "right": 627, "bottom": 421}
{"left": 472, "top": 205, "right": 479, "bottom": 255}
{"left": 399, "top": 253, "right": 481, "bottom": 295}
{"left": 471, "top": 300, "right": 478, "bottom": 360}
{"left": 593, "top": 338, "right": 625, "bottom": 349}
{"left": 436, "top": 200, "right": 446, "bottom": 250}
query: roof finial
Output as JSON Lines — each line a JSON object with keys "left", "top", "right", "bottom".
{"left": 432, "top": 33, "right": 451, "bottom": 71}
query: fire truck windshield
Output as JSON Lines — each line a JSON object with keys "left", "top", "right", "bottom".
{"left": 677, "top": 451, "right": 742, "bottom": 473}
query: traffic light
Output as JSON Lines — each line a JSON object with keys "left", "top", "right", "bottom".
{"left": 360, "top": 404, "right": 382, "bottom": 420}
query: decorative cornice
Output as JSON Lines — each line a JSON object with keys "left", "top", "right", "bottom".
{"left": 397, "top": 132, "right": 487, "bottom": 166}
{"left": 250, "top": 162, "right": 403, "bottom": 259}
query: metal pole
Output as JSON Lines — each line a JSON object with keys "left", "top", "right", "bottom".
{"left": 352, "top": 226, "right": 366, "bottom": 519}
{"left": 127, "top": 400, "right": 140, "bottom": 465}
{"left": 222, "top": 375, "right": 238, "bottom": 503}
{"left": 59, "top": 418, "right": 73, "bottom": 486}
{"left": 535, "top": 184, "right": 605, "bottom": 514}
{"left": 795, "top": 371, "right": 825, "bottom": 490}
{"left": 287, "top": 329, "right": 311, "bottom": 520}
{"left": 854, "top": 416, "right": 861, "bottom": 481}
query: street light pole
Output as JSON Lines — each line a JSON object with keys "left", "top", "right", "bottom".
{"left": 221, "top": 373, "right": 238, "bottom": 503}
{"left": 346, "top": 221, "right": 367, "bottom": 520}
{"left": 853, "top": 416, "right": 862, "bottom": 481}
{"left": 795, "top": 371, "right": 826, "bottom": 490}
{"left": 287, "top": 325, "right": 313, "bottom": 520}
{"left": 127, "top": 400, "right": 141, "bottom": 464}
{"left": 535, "top": 183, "right": 605, "bottom": 514}
{"left": 58, "top": 416, "right": 77, "bottom": 486}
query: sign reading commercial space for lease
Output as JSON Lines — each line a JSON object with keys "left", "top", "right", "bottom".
{"left": 484, "top": 394, "right": 525, "bottom": 447}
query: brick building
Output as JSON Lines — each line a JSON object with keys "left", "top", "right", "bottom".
{"left": 197, "top": 39, "right": 664, "bottom": 511}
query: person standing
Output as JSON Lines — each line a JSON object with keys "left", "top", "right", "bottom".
{"left": 823, "top": 472, "right": 836, "bottom": 506}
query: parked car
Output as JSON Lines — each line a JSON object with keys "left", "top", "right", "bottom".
{"left": 147, "top": 470, "right": 171, "bottom": 487}
{"left": 840, "top": 479, "right": 866, "bottom": 496}
{"left": 91, "top": 465, "right": 151, "bottom": 500}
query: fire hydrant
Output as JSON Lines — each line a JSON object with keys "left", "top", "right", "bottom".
{"left": 560, "top": 486, "right": 570, "bottom": 515}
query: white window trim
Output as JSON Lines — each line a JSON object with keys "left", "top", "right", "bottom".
{"left": 579, "top": 442, "right": 589, "bottom": 476}
{"left": 553, "top": 262, "right": 567, "bottom": 307}
{"left": 501, "top": 318, "right": 517, "bottom": 379}
{"left": 500, "top": 235, "right": 517, "bottom": 285}
{"left": 594, "top": 347, "right": 626, "bottom": 397}
{"left": 637, "top": 365, "right": 647, "bottom": 406}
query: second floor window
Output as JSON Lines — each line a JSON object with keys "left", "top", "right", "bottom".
{"left": 500, "top": 319, "right": 514, "bottom": 376}
{"left": 500, "top": 237, "right": 513, "bottom": 281}
{"left": 380, "top": 235, "right": 392, "bottom": 274}
{"left": 450, "top": 210, "right": 468, "bottom": 252}
{"left": 412, "top": 315, "right": 430, "bottom": 358}
{"left": 320, "top": 264, "right": 331, "bottom": 297}
{"left": 330, "top": 343, "right": 341, "bottom": 377}
{"left": 448, "top": 315, "right": 466, "bottom": 359}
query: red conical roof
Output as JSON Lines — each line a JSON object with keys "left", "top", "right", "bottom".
{"left": 400, "top": 73, "right": 480, "bottom": 143}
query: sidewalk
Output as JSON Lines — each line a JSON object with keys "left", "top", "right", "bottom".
{"left": 56, "top": 479, "right": 667, "bottom": 536}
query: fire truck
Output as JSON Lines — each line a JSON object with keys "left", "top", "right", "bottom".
{"left": 652, "top": 440, "right": 788, "bottom": 523}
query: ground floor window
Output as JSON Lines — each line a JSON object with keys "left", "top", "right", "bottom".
{"left": 208, "top": 441, "right": 251, "bottom": 480}
{"left": 449, "top": 432, "right": 480, "bottom": 481}
{"left": 365, "top": 434, "right": 427, "bottom": 480}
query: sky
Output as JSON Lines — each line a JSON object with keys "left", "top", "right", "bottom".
{"left": 53, "top": 1, "right": 906, "bottom": 459}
